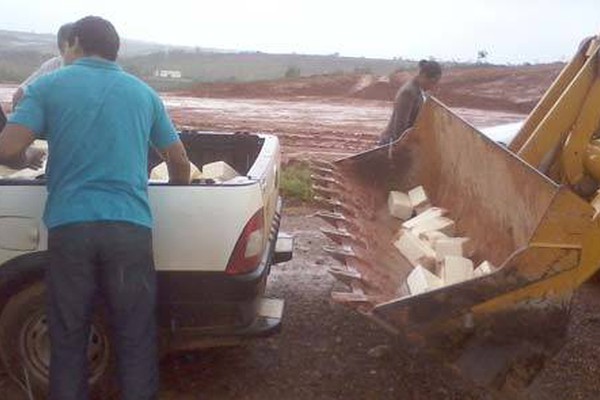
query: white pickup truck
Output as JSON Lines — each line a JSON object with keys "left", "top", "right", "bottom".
{"left": 0, "top": 130, "right": 293, "bottom": 395}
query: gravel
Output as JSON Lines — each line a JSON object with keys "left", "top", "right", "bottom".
{"left": 3, "top": 206, "right": 600, "bottom": 399}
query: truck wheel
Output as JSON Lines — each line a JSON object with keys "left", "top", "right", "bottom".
{"left": 0, "top": 282, "right": 116, "bottom": 398}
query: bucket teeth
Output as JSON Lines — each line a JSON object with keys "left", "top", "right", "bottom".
{"left": 311, "top": 174, "right": 340, "bottom": 187}
{"left": 320, "top": 228, "right": 366, "bottom": 249}
{"left": 323, "top": 245, "right": 357, "bottom": 263}
{"left": 313, "top": 196, "right": 342, "bottom": 207}
{"left": 328, "top": 266, "right": 362, "bottom": 286}
{"left": 311, "top": 160, "right": 334, "bottom": 169}
{"left": 310, "top": 166, "right": 336, "bottom": 177}
{"left": 331, "top": 291, "right": 371, "bottom": 305}
{"left": 314, "top": 196, "right": 356, "bottom": 217}
{"left": 316, "top": 211, "right": 347, "bottom": 227}
{"left": 316, "top": 211, "right": 362, "bottom": 235}
{"left": 313, "top": 195, "right": 341, "bottom": 210}
{"left": 312, "top": 184, "right": 338, "bottom": 198}
{"left": 320, "top": 227, "right": 352, "bottom": 244}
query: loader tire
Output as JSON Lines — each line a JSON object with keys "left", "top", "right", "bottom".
{"left": 0, "top": 282, "right": 116, "bottom": 399}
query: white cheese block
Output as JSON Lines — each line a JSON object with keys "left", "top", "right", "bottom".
{"left": 402, "top": 207, "right": 446, "bottom": 230}
{"left": 150, "top": 162, "right": 169, "bottom": 181}
{"left": 440, "top": 256, "right": 474, "bottom": 285}
{"left": 408, "top": 186, "right": 431, "bottom": 214}
{"left": 0, "top": 165, "right": 17, "bottom": 178}
{"left": 202, "top": 161, "right": 240, "bottom": 181}
{"left": 388, "top": 191, "right": 414, "bottom": 220}
{"left": 393, "top": 230, "right": 436, "bottom": 269}
{"left": 419, "top": 231, "right": 449, "bottom": 247}
{"left": 407, "top": 265, "right": 443, "bottom": 295}
{"left": 7, "top": 167, "right": 44, "bottom": 180}
{"left": 150, "top": 161, "right": 202, "bottom": 182}
{"left": 474, "top": 261, "right": 496, "bottom": 277}
{"left": 434, "top": 237, "right": 473, "bottom": 261}
{"left": 411, "top": 216, "right": 455, "bottom": 236}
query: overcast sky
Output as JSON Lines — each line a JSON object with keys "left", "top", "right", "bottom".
{"left": 1, "top": 0, "right": 599, "bottom": 63}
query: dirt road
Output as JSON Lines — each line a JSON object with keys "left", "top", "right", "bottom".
{"left": 157, "top": 209, "right": 600, "bottom": 400}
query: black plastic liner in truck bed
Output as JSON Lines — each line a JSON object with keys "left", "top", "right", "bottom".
{"left": 148, "top": 131, "right": 265, "bottom": 176}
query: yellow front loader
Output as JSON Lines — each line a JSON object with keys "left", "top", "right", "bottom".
{"left": 312, "top": 35, "right": 600, "bottom": 394}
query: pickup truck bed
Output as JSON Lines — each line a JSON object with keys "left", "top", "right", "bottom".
{"left": 0, "top": 131, "right": 292, "bottom": 395}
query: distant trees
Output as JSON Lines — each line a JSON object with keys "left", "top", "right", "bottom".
{"left": 477, "top": 50, "right": 489, "bottom": 64}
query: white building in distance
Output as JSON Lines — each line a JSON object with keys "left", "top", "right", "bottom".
{"left": 154, "top": 70, "right": 183, "bottom": 79}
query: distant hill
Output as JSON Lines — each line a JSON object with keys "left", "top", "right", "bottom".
{"left": 0, "top": 29, "right": 416, "bottom": 87}
{"left": 122, "top": 50, "right": 415, "bottom": 89}
{"left": 0, "top": 29, "right": 198, "bottom": 56}
{"left": 0, "top": 29, "right": 205, "bottom": 83}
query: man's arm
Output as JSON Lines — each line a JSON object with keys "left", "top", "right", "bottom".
{"left": 155, "top": 140, "right": 191, "bottom": 185}
{"left": 0, "top": 124, "right": 45, "bottom": 169}
{"left": 149, "top": 92, "right": 191, "bottom": 184}
{"left": 11, "top": 88, "right": 24, "bottom": 111}
{"left": 13, "top": 57, "right": 62, "bottom": 110}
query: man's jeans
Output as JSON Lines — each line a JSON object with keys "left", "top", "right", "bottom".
{"left": 46, "top": 222, "right": 158, "bottom": 400}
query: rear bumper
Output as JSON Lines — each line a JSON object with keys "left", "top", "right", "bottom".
{"left": 158, "top": 197, "right": 292, "bottom": 348}
{"left": 156, "top": 251, "right": 281, "bottom": 337}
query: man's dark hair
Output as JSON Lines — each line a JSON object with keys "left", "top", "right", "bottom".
{"left": 69, "top": 16, "right": 120, "bottom": 61}
{"left": 418, "top": 59, "right": 442, "bottom": 79}
{"left": 56, "top": 23, "right": 74, "bottom": 51}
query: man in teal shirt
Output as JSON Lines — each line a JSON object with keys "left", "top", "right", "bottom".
{"left": 0, "top": 16, "right": 190, "bottom": 399}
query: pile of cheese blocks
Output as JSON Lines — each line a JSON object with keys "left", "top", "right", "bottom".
{"left": 388, "top": 186, "right": 496, "bottom": 296}
{"left": 150, "top": 160, "right": 240, "bottom": 182}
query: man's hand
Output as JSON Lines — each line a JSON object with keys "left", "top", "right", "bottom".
{"left": 156, "top": 140, "right": 191, "bottom": 185}
{"left": 0, "top": 124, "right": 37, "bottom": 169}
{"left": 24, "top": 147, "right": 46, "bottom": 169}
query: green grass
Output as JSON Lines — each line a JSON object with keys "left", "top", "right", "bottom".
{"left": 280, "top": 162, "right": 314, "bottom": 203}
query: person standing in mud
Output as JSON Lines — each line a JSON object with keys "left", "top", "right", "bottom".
{"left": 378, "top": 60, "right": 442, "bottom": 145}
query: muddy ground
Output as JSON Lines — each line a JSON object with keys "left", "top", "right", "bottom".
{"left": 2, "top": 62, "right": 600, "bottom": 399}
{"left": 166, "top": 96, "right": 525, "bottom": 162}
{"left": 2, "top": 207, "right": 600, "bottom": 399}
{"left": 159, "top": 210, "right": 600, "bottom": 400}
{"left": 1, "top": 86, "right": 526, "bottom": 163}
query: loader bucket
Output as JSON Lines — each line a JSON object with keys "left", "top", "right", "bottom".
{"left": 314, "top": 98, "right": 600, "bottom": 394}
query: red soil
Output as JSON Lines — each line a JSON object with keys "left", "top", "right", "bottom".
{"left": 183, "top": 63, "right": 563, "bottom": 114}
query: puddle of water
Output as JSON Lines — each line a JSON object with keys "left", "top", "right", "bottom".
{"left": 1, "top": 83, "right": 525, "bottom": 130}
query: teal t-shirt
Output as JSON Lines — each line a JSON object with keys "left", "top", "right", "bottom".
{"left": 9, "top": 57, "right": 179, "bottom": 229}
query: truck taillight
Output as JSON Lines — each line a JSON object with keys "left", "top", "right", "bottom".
{"left": 226, "top": 209, "right": 265, "bottom": 275}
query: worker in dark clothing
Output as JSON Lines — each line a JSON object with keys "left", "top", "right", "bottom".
{"left": 378, "top": 60, "right": 442, "bottom": 145}
{"left": 0, "top": 107, "right": 6, "bottom": 131}
{"left": 0, "top": 16, "right": 191, "bottom": 400}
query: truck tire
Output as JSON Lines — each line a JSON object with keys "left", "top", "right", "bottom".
{"left": 0, "top": 282, "right": 116, "bottom": 398}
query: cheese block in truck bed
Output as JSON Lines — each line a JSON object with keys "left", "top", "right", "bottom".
{"left": 202, "top": 161, "right": 240, "bottom": 181}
